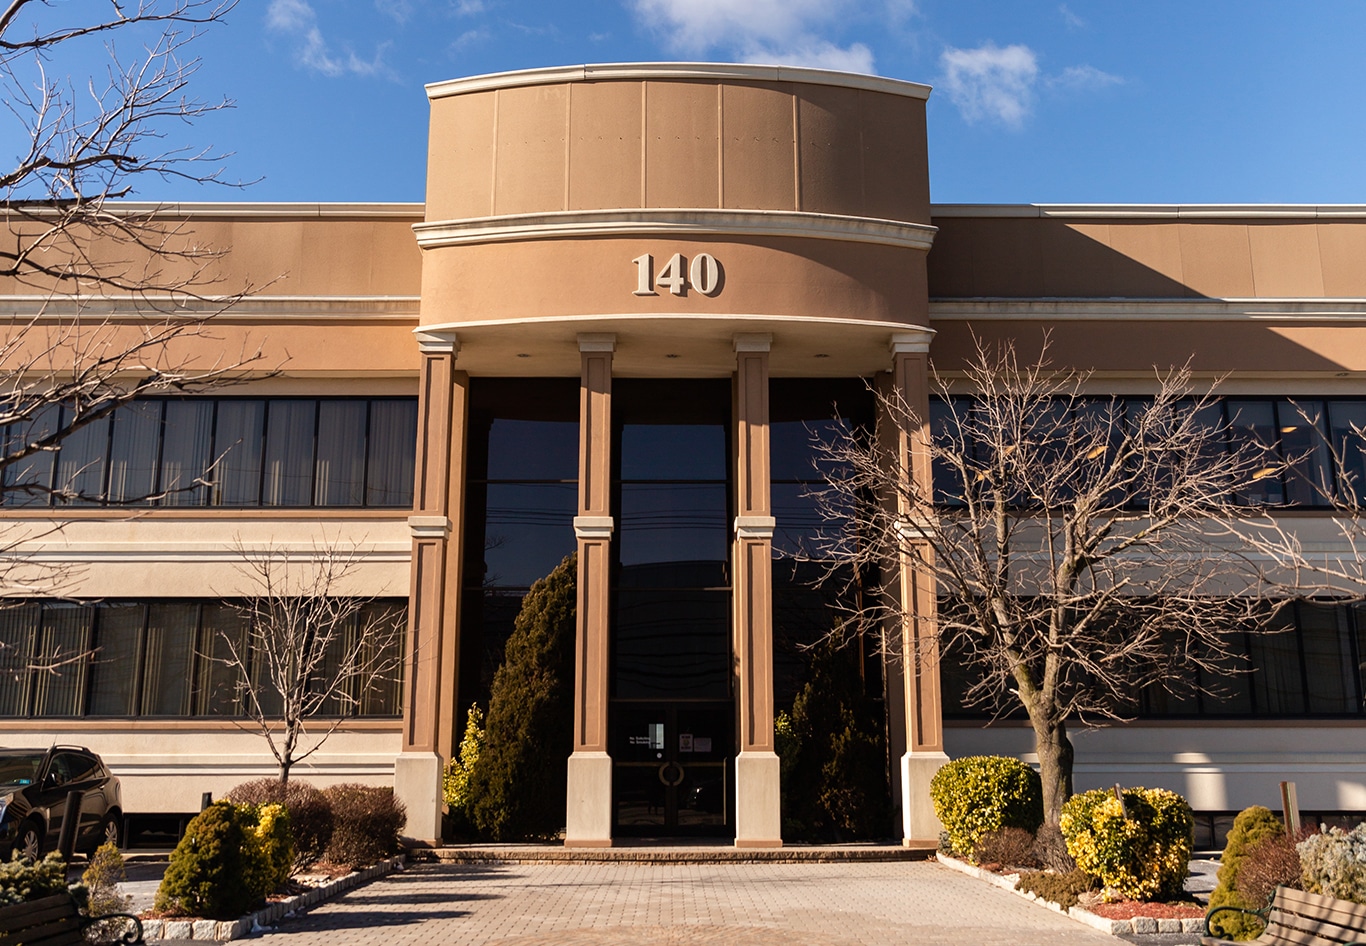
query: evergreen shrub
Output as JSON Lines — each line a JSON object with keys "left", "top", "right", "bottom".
{"left": 466, "top": 554, "right": 576, "bottom": 841}
{"left": 322, "top": 784, "right": 406, "bottom": 868}
{"left": 1015, "top": 868, "right": 1099, "bottom": 909}
{"left": 155, "top": 801, "right": 281, "bottom": 919}
{"left": 1299, "top": 823, "right": 1366, "bottom": 904}
{"left": 227, "top": 778, "right": 333, "bottom": 873}
{"left": 929, "top": 755, "right": 1043, "bottom": 859}
{"left": 0, "top": 851, "right": 70, "bottom": 906}
{"left": 82, "top": 841, "right": 132, "bottom": 916}
{"left": 1060, "top": 786, "right": 1193, "bottom": 902}
{"left": 443, "top": 703, "right": 486, "bottom": 823}
{"left": 1207, "top": 805, "right": 1286, "bottom": 939}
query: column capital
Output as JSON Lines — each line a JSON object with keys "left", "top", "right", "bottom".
{"left": 734, "top": 515, "right": 776, "bottom": 539}
{"left": 889, "top": 330, "right": 935, "bottom": 355}
{"left": 415, "top": 330, "right": 459, "bottom": 355}
{"left": 408, "top": 515, "right": 452, "bottom": 539}
{"left": 578, "top": 333, "right": 617, "bottom": 353}
{"left": 573, "top": 515, "right": 615, "bottom": 540}
{"left": 734, "top": 333, "right": 773, "bottom": 353}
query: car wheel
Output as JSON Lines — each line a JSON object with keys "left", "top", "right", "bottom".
{"left": 96, "top": 814, "right": 120, "bottom": 851}
{"left": 16, "top": 820, "right": 41, "bottom": 861}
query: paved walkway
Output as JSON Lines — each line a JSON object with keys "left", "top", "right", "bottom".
{"left": 255, "top": 860, "right": 1122, "bottom": 946}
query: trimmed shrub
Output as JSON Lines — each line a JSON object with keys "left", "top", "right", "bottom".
{"left": 1299, "top": 823, "right": 1366, "bottom": 904}
{"left": 975, "top": 827, "right": 1040, "bottom": 869}
{"left": 155, "top": 801, "right": 278, "bottom": 919}
{"left": 82, "top": 841, "right": 132, "bottom": 916}
{"left": 0, "top": 851, "right": 69, "bottom": 906}
{"left": 322, "top": 784, "right": 406, "bottom": 868}
{"left": 783, "top": 631, "right": 891, "bottom": 841}
{"left": 930, "top": 756, "right": 1044, "bottom": 859}
{"left": 1016, "top": 868, "right": 1099, "bottom": 910}
{"left": 248, "top": 803, "right": 293, "bottom": 894}
{"left": 1060, "top": 786, "right": 1194, "bottom": 901}
{"left": 467, "top": 554, "right": 576, "bottom": 841}
{"left": 227, "top": 778, "right": 334, "bottom": 873}
{"left": 1208, "top": 806, "right": 1286, "bottom": 939}
{"left": 443, "top": 703, "right": 486, "bottom": 813}
{"left": 1238, "top": 830, "right": 1307, "bottom": 908}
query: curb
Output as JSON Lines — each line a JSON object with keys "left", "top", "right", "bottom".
{"left": 139, "top": 855, "right": 405, "bottom": 941}
{"left": 410, "top": 845, "right": 936, "bottom": 865}
{"left": 934, "top": 854, "right": 1204, "bottom": 937}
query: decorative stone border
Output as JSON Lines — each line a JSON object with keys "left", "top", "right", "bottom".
{"left": 138, "top": 856, "right": 405, "bottom": 941}
{"left": 935, "top": 854, "right": 1206, "bottom": 937}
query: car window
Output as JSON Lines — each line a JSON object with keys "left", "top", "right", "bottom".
{"left": 0, "top": 754, "right": 43, "bottom": 786}
{"left": 52, "top": 752, "right": 99, "bottom": 784}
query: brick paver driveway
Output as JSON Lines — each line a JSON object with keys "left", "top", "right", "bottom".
{"left": 258, "top": 860, "right": 1119, "bottom": 946}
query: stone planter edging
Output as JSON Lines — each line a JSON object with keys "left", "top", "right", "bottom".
{"left": 138, "top": 855, "right": 405, "bottom": 941}
{"left": 935, "top": 853, "right": 1205, "bottom": 937}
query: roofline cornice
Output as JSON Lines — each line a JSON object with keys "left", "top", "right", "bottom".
{"left": 931, "top": 203, "right": 1366, "bottom": 220}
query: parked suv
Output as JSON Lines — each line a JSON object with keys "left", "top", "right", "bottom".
{"left": 0, "top": 746, "right": 123, "bottom": 860}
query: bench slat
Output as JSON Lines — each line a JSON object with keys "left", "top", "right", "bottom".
{"left": 1277, "top": 889, "right": 1366, "bottom": 928}
{"left": 0, "top": 897, "right": 78, "bottom": 934}
{"left": 10, "top": 915, "right": 83, "bottom": 946}
{"left": 1273, "top": 912, "right": 1366, "bottom": 944}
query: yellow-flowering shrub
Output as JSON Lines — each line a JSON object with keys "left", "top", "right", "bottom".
{"left": 248, "top": 803, "right": 293, "bottom": 893}
{"left": 929, "top": 755, "right": 1043, "bottom": 860}
{"left": 1060, "top": 787, "right": 1193, "bottom": 901}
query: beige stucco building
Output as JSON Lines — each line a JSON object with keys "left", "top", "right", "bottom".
{"left": 4, "top": 63, "right": 1366, "bottom": 849}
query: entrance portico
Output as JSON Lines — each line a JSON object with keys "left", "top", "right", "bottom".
{"left": 396, "top": 62, "right": 945, "bottom": 847}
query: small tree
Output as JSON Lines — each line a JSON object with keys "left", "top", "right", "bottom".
{"left": 466, "top": 554, "right": 576, "bottom": 841}
{"left": 818, "top": 338, "right": 1282, "bottom": 827}
{"left": 212, "top": 539, "right": 406, "bottom": 783}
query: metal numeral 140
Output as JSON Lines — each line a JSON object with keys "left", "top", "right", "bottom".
{"left": 632, "top": 253, "right": 722, "bottom": 296}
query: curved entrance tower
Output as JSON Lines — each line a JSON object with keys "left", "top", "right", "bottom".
{"left": 396, "top": 63, "right": 943, "bottom": 848}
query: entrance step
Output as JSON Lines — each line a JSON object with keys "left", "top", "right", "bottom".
{"left": 408, "top": 842, "right": 937, "bottom": 864}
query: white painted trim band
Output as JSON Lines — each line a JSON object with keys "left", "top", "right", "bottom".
{"left": 931, "top": 203, "right": 1366, "bottom": 219}
{"left": 414, "top": 209, "right": 936, "bottom": 251}
{"left": 929, "top": 299, "right": 1366, "bottom": 322}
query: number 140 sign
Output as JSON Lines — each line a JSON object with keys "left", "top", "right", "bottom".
{"left": 632, "top": 253, "right": 723, "bottom": 297}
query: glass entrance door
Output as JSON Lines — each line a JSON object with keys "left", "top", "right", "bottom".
{"left": 612, "top": 701, "right": 733, "bottom": 836}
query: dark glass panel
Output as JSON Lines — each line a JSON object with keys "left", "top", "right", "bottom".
{"left": 1140, "top": 682, "right": 1202, "bottom": 716}
{"left": 1329, "top": 401, "right": 1366, "bottom": 505}
{"left": 212, "top": 400, "right": 265, "bottom": 506}
{"left": 930, "top": 397, "right": 968, "bottom": 506}
{"left": 1249, "top": 624, "right": 1305, "bottom": 715}
{"left": 613, "top": 765, "right": 666, "bottom": 827}
{"left": 158, "top": 400, "right": 213, "bottom": 506}
{"left": 618, "top": 483, "right": 728, "bottom": 568}
{"left": 88, "top": 605, "right": 145, "bottom": 716}
{"left": 31, "top": 604, "right": 94, "bottom": 716}
{"left": 140, "top": 602, "right": 198, "bottom": 716}
{"left": 620, "top": 425, "right": 726, "bottom": 481}
{"left": 197, "top": 604, "right": 248, "bottom": 715}
{"left": 1298, "top": 602, "right": 1359, "bottom": 713}
{"left": 613, "top": 589, "right": 731, "bottom": 699}
{"left": 3, "top": 403, "right": 59, "bottom": 506}
{"left": 487, "top": 419, "right": 579, "bottom": 481}
{"left": 771, "top": 482, "right": 826, "bottom": 558}
{"left": 366, "top": 400, "right": 418, "bottom": 506}
{"left": 54, "top": 411, "right": 110, "bottom": 505}
{"left": 1226, "top": 400, "right": 1285, "bottom": 505}
{"left": 314, "top": 400, "right": 367, "bottom": 506}
{"left": 1278, "top": 400, "right": 1332, "bottom": 507}
{"left": 480, "top": 483, "right": 577, "bottom": 588}
{"left": 1197, "top": 631, "right": 1256, "bottom": 715}
{"left": 773, "top": 559, "right": 846, "bottom": 707}
{"left": 107, "top": 402, "right": 163, "bottom": 504}
{"left": 262, "top": 400, "right": 315, "bottom": 506}
{"left": 0, "top": 604, "right": 38, "bottom": 715}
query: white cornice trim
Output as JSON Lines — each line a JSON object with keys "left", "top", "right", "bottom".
{"left": 420, "top": 312, "right": 935, "bottom": 335}
{"left": 426, "top": 62, "right": 931, "bottom": 101}
{"left": 0, "top": 295, "right": 422, "bottom": 321}
{"left": 414, "top": 209, "right": 935, "bottom": 251}
{"left": 1, "top": 202, "right": 426, "bottom": 219}
{"left": 929, "top": 299, "right": 1366, "bottom": 323}
{"left": 930, "top": 203, "right": 1366, "bottom": 220}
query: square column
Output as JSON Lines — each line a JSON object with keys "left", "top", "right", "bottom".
{"left": 397, "top": 331, "right": 467, "bottom": 844}
{"left": 733, "top": 334, "right": 781, "bottom": 848}
{"left": 565, "top": 333, "right": 615, "bottom": 847}
{"left": 890, "top": 333, "right": 949, "bottom": 846}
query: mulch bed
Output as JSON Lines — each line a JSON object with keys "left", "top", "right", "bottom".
{"left": 1087, "top": 901, "right": 1205, "bottom": 920}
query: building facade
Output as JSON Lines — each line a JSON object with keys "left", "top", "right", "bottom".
{"left": 3, "top": 63, "right": 1366, "bottom": 848}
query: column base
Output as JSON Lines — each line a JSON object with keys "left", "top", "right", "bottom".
{"left": 394, "top": 751, "right": 443, "bottom": 845}
{"left": 734, "top": 750, "right": 782, "bottom": 848}
{"left": 564, "top": 750, "right": 613, "bottom": 847}
{"left": 902, "top": 751, "right": 949, "bottom": 845}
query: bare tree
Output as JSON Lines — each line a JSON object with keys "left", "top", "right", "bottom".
{"left": 213, "top": 539, "right": 407, "bottom": 784}
{"left": 816, "top": 339, "right": 1286, "bottom": 827}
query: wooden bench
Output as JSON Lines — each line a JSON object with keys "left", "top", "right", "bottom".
{"left": 1204, "top": 887, "right": 1366, "bottom": 946}
{"left": 0, "top": 892, "right": 143, "bottom": 946}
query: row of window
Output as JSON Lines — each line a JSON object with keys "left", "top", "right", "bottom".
{"left": 942, "top": 600, "right": 1366, "bottom": 719}
{"left": 0, "top": 599, "right": 406, "bottom": 719}
{"left": 1, "top": 398, "right": 418, "bottom": 508}
{"left": 931, "top": 396, "right": 1366, "bottom": 509}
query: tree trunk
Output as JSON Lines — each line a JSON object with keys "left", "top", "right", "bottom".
{"left": 1033, "top": 716, "right": 1075, "bottom": 827}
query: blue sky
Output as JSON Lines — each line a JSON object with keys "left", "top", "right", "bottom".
{"left": 43, "top": 1, "right": 1366, "bottom": 204}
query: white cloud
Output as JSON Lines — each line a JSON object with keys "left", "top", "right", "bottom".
{"left": 266, "top": 0, "right": 390, "bottom": 78}
{"left": 1058, "top": 4, "right": 1085, "bottom": 29}
{"left": 378, "top": 0, "right": 414, "bottom": 24}
{"left": 450, "top": 27, "right": 491, "bottom": 51}
{"left": 453, "top": 0, "right": 486, "bottom": 15}
{"left": 628, "top": 0, "right": 876, "bottom": 74}
{"left": 1050, "top": 63, "right": 1123, "bottom": 90}
{"left": 939, "top": 42, "right": 1038, "bottom": 128}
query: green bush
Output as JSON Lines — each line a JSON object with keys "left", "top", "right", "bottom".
{"left": 1299, "top": 823, "right": 1366, "bottom": 904}
{"left": 81, "top": 842, "right": 132, "bottom": 916}
{"left": 466, "top": 554, "right": 576, "bottom": 841}
{"left": 322, "top": 784, "right": 406, "bottom": 868}
{"left": 155, "top": 801, "right": 282, "bottom": 919}
{"left": 0, "top": 851, "right": 70, "bottom": 906}
{"left": 1060, "top": 786, "right": 1193, "bottom": 901}
{"left": 443, "top": 703, "right": 486, "bottom": 812}
{"left": 782, "top": 631, "right": 891, "bottom": 841}
{"left": 930, "top": 756, "right": 1043, "bottom": 859}
{"left": 1207, "top": 805, "right": 1286, "bottom": 939}
{"left": 1015, "top": 868, "right": 1099, "bottom": 909}
{"left": 227, "top": 778, "right": 333, "bottom": 873}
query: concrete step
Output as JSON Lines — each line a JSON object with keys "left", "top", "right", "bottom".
{"left": 409, "top": 842, "right": 938, "bottom": 864}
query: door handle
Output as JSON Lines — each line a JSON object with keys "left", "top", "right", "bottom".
{"left": 658, "top": 761, "right": 685, "bottom": 787}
